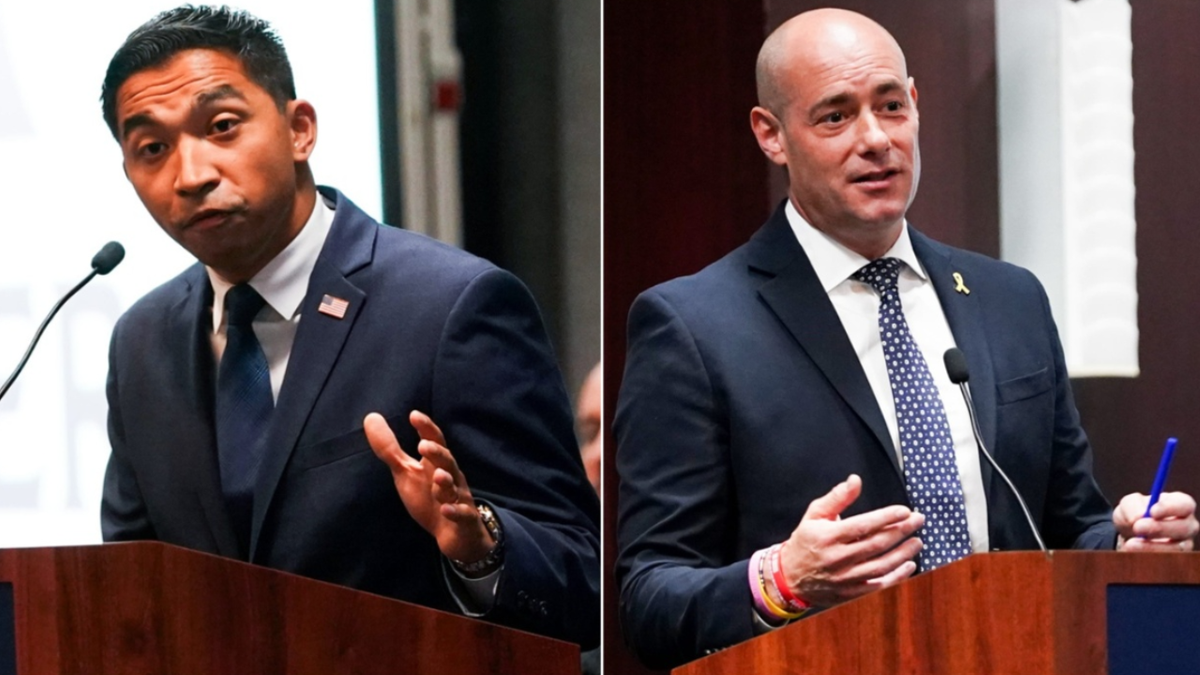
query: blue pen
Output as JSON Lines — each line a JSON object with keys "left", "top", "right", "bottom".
{"left": 1143, "top": 437, "right": 1179, "bottom": 519}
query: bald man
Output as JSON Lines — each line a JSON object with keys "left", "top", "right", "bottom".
{"left": 614, "top": 9, "right": 1197, "bottom": 669}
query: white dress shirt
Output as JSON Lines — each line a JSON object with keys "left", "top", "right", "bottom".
{"left": 785, "top": 201, "right": 989, "bottom": 553}
{"left": 208, "top": 194, "right": 333, "bottom": 398}
{"left": 205, "top": 191, "right": 498, "bottom": 613}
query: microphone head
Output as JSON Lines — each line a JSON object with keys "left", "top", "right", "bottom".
{"left": 944, "top": 347, "right": 970, "bottom": 384}
{"left": 91, "top": 241, "right": 125, "bottom": 275}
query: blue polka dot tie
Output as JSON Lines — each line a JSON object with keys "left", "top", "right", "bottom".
{"left": 215, "top": 284, "right": 274, "bottom": 555}
{"left": 853, "top": 258, "right": 972, "bottom": 571}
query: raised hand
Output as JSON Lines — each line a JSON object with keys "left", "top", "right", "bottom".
{"left": 776, "top": 474, "right": 924, "bottom": 608}
{"left": 364, "top": 410, "right": 495, "bottom": 565}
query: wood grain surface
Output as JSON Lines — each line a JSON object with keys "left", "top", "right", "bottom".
{"left": 0, "top": 542, "right": 578, "bottom": 675}
{"left": 675, "top": 551, "right": 1200, "bottom": 675}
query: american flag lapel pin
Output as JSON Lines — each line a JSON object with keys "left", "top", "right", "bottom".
{"left": 318, "top": 294, "right": 350, "bottom": 319}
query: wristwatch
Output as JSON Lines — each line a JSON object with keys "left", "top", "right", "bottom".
{"left": 452, "top": 503, "right": 505, "bottom": 575}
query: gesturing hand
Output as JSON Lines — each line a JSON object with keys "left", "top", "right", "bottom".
{"left": 364, "top": 411, "right": 495, "bottom": 564}
{"left": 777, "top": 474, "right": 924, "bottom": 609}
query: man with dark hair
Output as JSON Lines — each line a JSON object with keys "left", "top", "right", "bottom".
{"left": 100, "top": 5, "right": 296, "bottom": 138}
{"left": 100, "top": 5, "right": 599, "bottom": 648}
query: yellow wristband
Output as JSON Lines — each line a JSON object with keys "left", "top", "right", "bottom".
{"left": 757, "top": 547, "right": 805, "bottom": 620}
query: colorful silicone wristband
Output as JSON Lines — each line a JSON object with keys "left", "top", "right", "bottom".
{"left": 748, "top": 548, "right": 779, "bottom": 620}
{"left": 769, "top": 543, "right": 810, "bottom": 612}
{"left": 757, "top": 546, "right": 805, "bottom": 620}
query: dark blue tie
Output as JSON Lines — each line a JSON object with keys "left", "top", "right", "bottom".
{"left": 853, "top": 258, "right": 972, "bottom": 571}
{"left": 216, "top": 284, "right": 273, "bottom": 554}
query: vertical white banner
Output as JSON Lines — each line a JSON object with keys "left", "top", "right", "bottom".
{"left": 996, "top": 0, "right": 1138, "bottom": 377}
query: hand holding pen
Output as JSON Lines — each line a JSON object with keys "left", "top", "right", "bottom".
{"left": 1112, "top": 437, "right": 1199, "bottom": 552}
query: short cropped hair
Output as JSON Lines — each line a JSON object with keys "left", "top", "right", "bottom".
{"left": 101, "top": 4, "right": 295, "bottom": 139}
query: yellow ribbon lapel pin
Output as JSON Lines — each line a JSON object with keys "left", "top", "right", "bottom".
{"left": 952, "top": 272, "right": 970, "bottom": 295}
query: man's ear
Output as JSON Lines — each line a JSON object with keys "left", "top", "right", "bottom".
{"left": 750, "top": 106, "right": 789, "bottom": 167}
{"left": 288, "top": 99, "right": 318, "bottom": 161}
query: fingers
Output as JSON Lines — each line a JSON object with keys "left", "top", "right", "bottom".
{"left": 835, "top": 505, "right": 918, "bottom": 543}
{"left": 865, "top": 559, "right": 918, "bottom": 589}
{"left": 1112, "top": 493, "right": 1148, "bottom": 537}
{"left": 363, "top": 412, "right": 418, "bottom": 472}
{"left": 432, "top": 467, "right": 480, "bottom": 521}
{"left": 1132, "top": 516, "right": 1199, "bottom": 541}
{"left": 1116, "top": 491, "right": 1200, "bottom": 545}
{"left": 431, "top": 466, "right": 460, "bottom": 504}
{"left": 1149, "top": 492, "right": 1197, "bottom": 520}
{"left": 419, "top": 437, "right": 468, "bottom": 486}
{"left": 794, "top": 539, "right": 921, "bottom": 606}
{"left": 413, "top": 415, "right": 475, "bottom": 517}
{"left": 837, "top": 511, "right": 925, "bottom": 565}
{"left": 1121, "top": 537, "right": 1194, "bottom": 553}
{"left": 835, "top": 535, "right": 923, "bottom": 584}
{"left": 804, "top": 474, "right": 863, "bottom": 521}
{"left": 410, "top": 410, "right": 448, "bottom": 446}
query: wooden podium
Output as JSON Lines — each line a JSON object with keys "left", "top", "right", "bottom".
{"left": 675, "top": 551, "right": 1200, "bottom": 675}
{"left": 0, "top": 542, "right": 579, "bottom": 675}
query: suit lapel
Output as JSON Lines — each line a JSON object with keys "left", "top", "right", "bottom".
{"left": 750, "top": 205, "right": 900, "bottom": 477}
{"left": 911, "top": 231, "right": 998, "bottom": 495}
{"left": 173, "top": 268, "right": 242, "bottom": 558}
{"left": 248, "top": 191, "right": 375, "bottom": 560}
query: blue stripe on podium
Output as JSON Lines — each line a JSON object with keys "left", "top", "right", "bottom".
{"left": 1108, "top": 584, "right": 1200, "bottom": 675}
{"left": 0, "top": 583, "right": 12, "bottom": 675}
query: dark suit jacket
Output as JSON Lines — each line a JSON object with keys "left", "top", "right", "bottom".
{"left": 614, "top": 203, "right": 1115, "bottom": 668}
{"left": 102, "top": 188, "right": 600, "bottom": 647}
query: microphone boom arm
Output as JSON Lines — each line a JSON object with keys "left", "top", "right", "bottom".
{"left": 958, "top": 380, "right": 1050, "bottom": 555}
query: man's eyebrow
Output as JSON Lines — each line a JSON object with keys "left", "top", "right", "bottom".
{"left": 195, "top": 84, "right": 247, "bottom": 107}
{"left": 874, "top": 79, "right": 905, "bottom": 96}
{"left": 807, "top": 78, "right": 907, "bottom": 118}
{"left": 120, "top": 113, "right": 155, "bottom": 141}
{"left": 808, "top": 92, "right": 850, "bottom": 118}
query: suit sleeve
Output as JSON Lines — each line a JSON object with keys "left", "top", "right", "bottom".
{"left": 1037, "top": 280, "right": 1117, "bottom": 550}
{"left": 100, "top": 315, "right": 157, "bottom": 542}
{"left": 430, "top": 267, "right": 600, "bottom": 648}
{"left": 614, "top": 289, "right": 757, "bottom": 670}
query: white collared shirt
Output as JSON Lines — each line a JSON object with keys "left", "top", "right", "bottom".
{"left": 785, "top": 201, "right": 989, "bottom": 553}
{"left": 207, "top": 193, "right": 334, "bottom": 399}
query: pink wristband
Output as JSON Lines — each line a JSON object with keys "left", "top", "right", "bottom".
{"left": 748, "top": 548, "right": 776, "bottom": 618}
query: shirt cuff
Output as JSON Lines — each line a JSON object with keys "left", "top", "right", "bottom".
{"left": 751, "top": 607, "right": 788, "bottom": 634}
{"left": 442, "top": 557, "right": 503, "bottom": 617}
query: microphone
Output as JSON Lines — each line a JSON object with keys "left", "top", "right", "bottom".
{"left": 943, "top": 347, "right": 1048, "bottom": 554}
{"left": 0, "top": 242, "right": 126, "bottom": 402}
{"left": 91, "top": 242, "right": 125, "bottom": 275}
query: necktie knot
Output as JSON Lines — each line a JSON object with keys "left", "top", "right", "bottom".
{"left": 226, "top": 284, "right": 266, "bottom": 328}
{"left": 852, "top": 257, "right": 903, "bottom": 295}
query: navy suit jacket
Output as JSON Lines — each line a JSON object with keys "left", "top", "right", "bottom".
{"left": 102, "top": 188, "right": 600, "bottom": 647}
{"left": 614, "top": 203, "right": 1115, "bottom": 668}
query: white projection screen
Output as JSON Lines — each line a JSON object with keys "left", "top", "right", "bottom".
{"left": 0, "top": 1, "right": 382, "bottom": 545}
